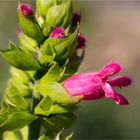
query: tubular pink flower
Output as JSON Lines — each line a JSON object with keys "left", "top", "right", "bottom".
{"left": 18, "top": 3, "right": 33, "bottom": 16}
{"left": 77, "top": 34, "right": 87, "bottom": 49}
{"left": 63, "top": 62, "right": 131, "bottom": 105}
{"left": 50, "top": 27, "right": 65, "bottom": 39}
{"left": 72, "top": 12, "right": 81, "bottom": 25}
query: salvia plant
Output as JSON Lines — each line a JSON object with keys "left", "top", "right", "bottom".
{"left": 0, "top": 0, "right": 132, "bottom": 140}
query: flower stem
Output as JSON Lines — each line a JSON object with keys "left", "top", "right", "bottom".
{"left": 29, "top": 85, "right": 41, "bottom": 140}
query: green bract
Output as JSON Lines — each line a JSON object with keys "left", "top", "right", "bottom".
{"left": 18, "top": 9, "right": 44, "bottom": 44}
{"left": 45, "top": 0, "right": 72, "bottom": 28}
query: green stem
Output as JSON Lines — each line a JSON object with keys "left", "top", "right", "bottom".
{"left": 29, "top": 86, "right": 41, "bottom": 140}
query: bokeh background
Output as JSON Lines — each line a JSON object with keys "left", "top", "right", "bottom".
{"left": 0, "top": 0, "right": 140, "bottom": 139}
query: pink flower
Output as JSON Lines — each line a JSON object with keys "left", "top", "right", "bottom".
{"left": 77, "top": 34, "right": 87, "bottom": 49}
{"left": 50, "top": 27, "right": 65, "bottom": 39}
{"left": 63, "top": 62, "right": 132, "bottom": 105}
{"left": 18, "top": 3, "right": 33, "bottom": 16}
{"left": 72, "top": 12, "right": 81, "bottom": 25}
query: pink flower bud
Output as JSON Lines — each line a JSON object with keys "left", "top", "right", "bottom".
{"left": 18, "top": 3, "right": 33, "bottom": 16}
{"left": 50, "top": 27, "right": 65, "bottom": 39}
{"left": 77, "top": 34, "right": 87, "bottom": 49}
{"left": 63, "top": 62, "right": 132, "bottom": 105}
{"left": 72, "top": 12, "right": 81, "bottom": 25}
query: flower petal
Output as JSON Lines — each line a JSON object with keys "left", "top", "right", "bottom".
{"left": 114, "top": 93, "right": 129, "bottom": 105}
{"left": 63, "top": 72, "right": 100, "bottom": 96}
{"left": 84, "top": 88, "right": 104, "bottom": 100}
{"left": 101, "top": 82, "right": 115, "bottom": 99}
{"left": 108, "top": 76, "right": 132, "bottom": 87}
{"left": 99, "top": 62, "right": 121, "bottom": 78}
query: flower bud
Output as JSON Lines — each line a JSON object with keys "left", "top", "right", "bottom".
{"left": 77, "top": 34, "right": 87, "bottom": 49}
{"left": 50, "top": 27, "right": 65, "bottom": 38}
{"left": 17, "top": 27, "right": 38, "bottom": 53}
{"left": 72, "top": 12, "right": 81, "bottom": 25}
{"left": 45, "top": 0, "right": 73, "bottom": 28}
{"left": 18, "top": 3, "right": 44, "bottom": 44}
{"left": 36, "top": 0, "right": 57, "bottom": 18}
{"left": 18, "top": 3, "right": 33, "bottom": 17}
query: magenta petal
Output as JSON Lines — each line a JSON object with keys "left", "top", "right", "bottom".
{"left": 84, "top": 88, "right": 104, "bottom": 100}
{"left": 72, "top": 12, "right": 81, "bottom": 25}
{"left": 99, "top": 62, "right": 121, "bottom": 78}
{"left": 108, "top": 76, "right": 132, "bottom": 87}
{"left": 101, "top": 82, "right": 115, "bottom": 99}
{"left": 63, "top": 72, "right": 100, "bottom": 96}
{"left": 50, "top": 27, "right": 65, "bottom": 39}
{"left": 114, "top": 93, "right": 129, "bottom": 105}
{"left": 77, "top": 35, "right": 87, "bottom": 49}
{"left": 18, "top": 3, "right": 33, "bottom": 16}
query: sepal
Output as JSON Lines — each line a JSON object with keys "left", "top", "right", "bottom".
{"left": 18, "top": 5, "right": 44, "bottom": 43}
{"left": 18, "top": 31, "right": 38, "bottom": 53}
{"left": 37, "top": 82, "right": 83, "bottom": 104}
{"left": 37, "top": 0, "right": 57, "bottom": 18}
{"left": 45, "top": 0, "right": 72, "bottom": 28}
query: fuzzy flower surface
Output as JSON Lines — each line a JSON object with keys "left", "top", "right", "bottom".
{"left": 18, "top": 3, "right": 33, "bottom": 16}
{"left": 50, "top": 27, "right": 65, "bottom": 39}
{"left": 63, "top": 62, "right": 132, "bottom": 105}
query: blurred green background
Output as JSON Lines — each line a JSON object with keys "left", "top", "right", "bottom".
{"left": 0, "top": 0, "right": 139, "bottom": 139}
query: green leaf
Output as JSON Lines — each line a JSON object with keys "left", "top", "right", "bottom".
{"left": 3, "top": 131, "right": 20, "bottom": 140}
{"left": 19, "top": 126, "right": 29, "bottom": 140}
{"left": 41, "top": 25, "right": 79, "bottom": 62}
{"left": 7, "top": 78, "right": 32, "bottom": 97}
{"left": 5, "top": 90, "right": 29, "bottom": 110}
{"left": 38, "top": 135, "right": 51, "bottom": 140}
{"left": 35, "top": 96, "right": 78, "bottom": 116}
{"left": 18, "top": 32, "right": 38, "bottom": 53}
{"left": 40, "top": 44, "right": 56, "bottom": 64}
{"left": 0, "top": 42, "right": 41, "bottom": 70}
{"left": 34, "top": 96, "right": 53, "bottom": 116}
{"left": 37, "top": 82, "right": 83, "bottom": 104}
{"left": 40, "top": 62, "right": 66, "bottom": 83}
{"left": 10, "top": 67, "right": 29, "bottom": 84}
{"left": 65, "top": 132, "right": 73, "bottom": 140}
{"left": 43, "top": 113, "right": 76, "bottom": 132}
{"left": 0, "top": 111, "right": 37, "bottom": 131}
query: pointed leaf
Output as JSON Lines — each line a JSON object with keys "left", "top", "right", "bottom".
{"left": 0, "top": 111, "right": 37, "bottom": 131}
{"left": 0, "top": 42, "right": 41, "bottom": 70}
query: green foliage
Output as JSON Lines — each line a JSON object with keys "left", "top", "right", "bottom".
{"left": 0, "top": 42, "right": 41, "bottom": 70}
{"left": 0, "top": 0, "right": 85, "bottom": 139}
